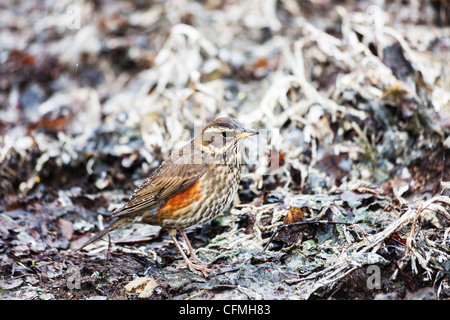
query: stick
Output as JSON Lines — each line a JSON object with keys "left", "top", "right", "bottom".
{"left": 107, "top": 234, "right": 111, "bottom": 261}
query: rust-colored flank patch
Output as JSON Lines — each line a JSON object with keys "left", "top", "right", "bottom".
{"left": 157, "top": 180, "right": 203, "bottom": 221}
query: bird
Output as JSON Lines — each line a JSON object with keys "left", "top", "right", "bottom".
{"left": 77, "top": 117, "right": 258, "bottom": 277}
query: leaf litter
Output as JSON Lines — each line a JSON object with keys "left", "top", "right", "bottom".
{"left": 0, "top": 0, "right": 449, "bottom": 300}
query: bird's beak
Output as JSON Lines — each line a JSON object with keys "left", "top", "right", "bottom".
{"left": 236, "top": 128, "right": 259, "bottom": 139}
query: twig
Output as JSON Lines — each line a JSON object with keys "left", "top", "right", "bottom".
{"left": 106, "top": 234, "right": 111, "bottom": 261}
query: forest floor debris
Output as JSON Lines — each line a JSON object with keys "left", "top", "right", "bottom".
{"left": 1, "top": 0, "right": 449, "bottom": 299}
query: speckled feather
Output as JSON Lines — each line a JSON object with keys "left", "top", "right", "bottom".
{"left": 78, "top": 117, "right": 252, "bottom": 250}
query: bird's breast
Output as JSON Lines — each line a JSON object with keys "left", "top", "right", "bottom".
{"left": 150, "top": 164, "right": 241, "bottom": 229}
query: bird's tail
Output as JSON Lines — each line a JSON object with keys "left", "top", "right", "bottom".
{"left": 76, "top": 217, "right": 128, "bottom": 251}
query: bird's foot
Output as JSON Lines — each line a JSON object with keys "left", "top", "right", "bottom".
{"left": 188, "top": 254, "right": 205, "bottom": 265}
{"left": 176, "top": 259, "right": 213, "bottom": 278}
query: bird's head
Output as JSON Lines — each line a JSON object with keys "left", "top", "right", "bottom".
{"left": 200, "top": 117, "right": 258, "bottom": 159}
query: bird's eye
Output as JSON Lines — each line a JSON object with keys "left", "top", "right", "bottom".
{"left": 221, "top": 132, "right": 227, "bottom": 138}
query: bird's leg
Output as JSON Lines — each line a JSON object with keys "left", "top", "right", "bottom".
{"left": 168, "top": 229, "right": 211, "bottom": 278}
{"left": 180, "top": 230, "right": 203, "bottom": 264}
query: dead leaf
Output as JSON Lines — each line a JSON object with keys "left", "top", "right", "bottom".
{"left": 138, "top": 278, "right": 158, "bottom": 298}
{"left": 125, "top": 277, "right": 148, "bottom": 292}
{"left": 283, "top": 206, "right": 304, "bottom": 225}
{"left": 0, "top": 279, "right": 23, "bottom": 290}
{"left": 340, "top": 190, "right": 374, "bottom": 203}
{"left": 125, "top": 277, "right": 158, "bottom": 298}
{"left": 57, "top": 218, "right": 74, "bottom": 240}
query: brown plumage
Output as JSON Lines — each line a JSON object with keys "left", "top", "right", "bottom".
{"left": 78, "top": 117, "right": 258, "bottom": 277}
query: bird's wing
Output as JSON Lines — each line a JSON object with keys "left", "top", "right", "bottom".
{"left": 112, "top": 146, "right": 206, "bottom": 218}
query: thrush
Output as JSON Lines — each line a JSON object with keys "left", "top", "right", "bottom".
{"left": 78, "top": 117, "right": 258, "bottom": 277}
